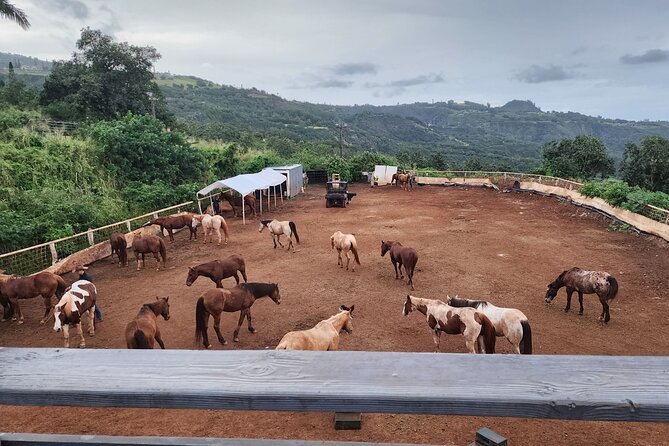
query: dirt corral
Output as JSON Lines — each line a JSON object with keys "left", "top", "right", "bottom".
{"left": 1, "top": 184, "right": 668, "bottom": 445}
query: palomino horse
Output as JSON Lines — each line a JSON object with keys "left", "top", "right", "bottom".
{"left": 381, "top": 240, "right": 418, "bottom": 290}
{"left": 131, "top": 234, "right": 167, "bottom": 271}
{"left": 192, "top": 214, "right": 230, "bottom": 245}
{"left": 330, "top": 231, "right": 360, "bottom": 272}
{"left": 53, "top": 280, "right": 97, "bottom": 348}
{"left": 186, "top": 256, "right": 248, "bottom": 288}
{"left": 545, "top": 267, "right": 619, "bottom": 323}
{"left": 0, "top": 272, "right": 67, "bottom": 324}
{"left": 276, "top": 305, "right": 355, "bottom": 350}
{"left": 143, "top": 213, "right": 197, "bottom": 242}
{"left": 194, "top": 282, "right": 281, "bottom": 348}
{"left": 402, "top": 295, "right": 496, "bottom": 354}
{"left": 125, "top": 297, "right": 170, "bottom": 349}
{"left": 447, "top": 296, "right": 532, "bottom": 354}
{"left": 222, "top": 191, "right": 257, "bottom": 218}
{"left": 110, "top": 232, "right": 128, "bottom": 267}
{"left": 259, "top": 220, "right": 300, "bottom": 252}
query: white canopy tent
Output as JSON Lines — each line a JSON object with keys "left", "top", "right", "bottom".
{"left": 197, "top": 170, "right": 287, "bottom": 224}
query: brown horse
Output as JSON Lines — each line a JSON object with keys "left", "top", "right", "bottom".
{"left": 53, "top": 280, "right": 97, "bottom": 348}
{"left": 222, "top": 191, "right": 257, "bottom": 218}
{"left": 131, "top": 234, "right": 167, "bottom": 271}
{"left": 186, "top": 256, "right": 248, "bottom": 288}
{"left": 381, "top": 240, "right": 418, "bottom": 290}
{"left": 194, "top": 282, "right": 281, "bottom": 348}
{"left": 110, "top": 232, "right": 128, "bottom": 267}
{"left": 144, "top": 213, "right": 197, "bottom": 242}
{"left": 0, "top": 272, "right": 67, "bottom": 324}
{"left": 545, "top": 267, "right": 619, "bottom": 323}
{"left": 125, "top": 297, "right": 170, "bottom": 349}
{"left": 275, "top": 305, "right": 354, "bottom": 350}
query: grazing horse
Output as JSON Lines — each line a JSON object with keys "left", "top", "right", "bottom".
{"left": 402, "top": 295, "right": 496, "bottom": 354}
{"left": 330, "top": 231, "right": 360, "bottom": 272}
{"left": 447, "top": 296, "right": 532, "bottom": 354}
{"left": 222, "top": 191, "right": 257, "bottom": 218}
{"left": 186, "top": 256, "right": 248, "bottom": 288}
{"left": 0, "top": 272, "right": 67, "bottom": 324}
{"left": 53, "top": 280, "right": 97, "bottom": 348}
{"left": 110, "top": 232, "right": 128, "bottom": 267}
{"left": 545, "top": 267, "right": 619, "bottom": 323}
{"left": 259, "top": 220, "right": 300, "bottom": 252}
{"left": 194, "top": 282, "right": 281, "bottom": 348}
{"left": 192, "top": 214, "right": 230, "bottom": 245}
{"left": 143, "top": 213, "right": 197, "bottom": 242}
{"left": 276, "top": 305, "right": 355, "bottom": 350}
{"left": 125, "top": 297, "right": 170, "bottom": 349}
{"left": 131, "top": 234, "right": 167, "bottom": 271}
{"left": 381, "top": 240, "right": 418, "bottom": 290}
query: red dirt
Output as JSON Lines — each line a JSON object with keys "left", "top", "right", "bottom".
{"left": 1, "top": 184, "right": 668, "bottom": 446}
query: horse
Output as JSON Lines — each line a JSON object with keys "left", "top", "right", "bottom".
{"left": 192, "top": 214, "right": 230, "bottom": 245}
{"left": 330, "top": 231, "right": 360, "bottom": 272}
{"left": 275, "top": 305, "right": 355, "bottom": 350}
{"left": 125, "top": 297, "right": 170, "bottom": 349}
{"left": 110, "top": 232, "right": 128, "bottom": 267}
{"left": 222, "top": 191, "right": 257, "bottom": 218}
{"left": 194, "top": 282, "right": 281, "bottom": 348}
{"left": 381, "top": 240, "right": 418, "bottom": 290}
{"left": 545, "top": 267, "right": 619, "bottom": 323}
{"left": 186, "top": 256, "right": 248, "bottom": 288}
{"left": 396, "top": 173, "right": 411, "bottom": 190}
{"left": 143, "top": 213, "right": 197, "bottom": 242}
{"left": 131, "top": 234, "right": 167, "bottom": 271}
{"left": 53, "top": 280, "right": 97, "bottom": 348}
{"left": 447, "top": 296, "right": 532, "bottom": 354}
{"left": 402, "top": 295, "right": 496, "bottom": 354}
{"left": 0, "top": 272, "right": 67, "bottom": 324}
{"left": 259, "top": 220, "right": 300, "bottom": 252}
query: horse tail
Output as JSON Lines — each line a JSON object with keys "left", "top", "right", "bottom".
{"left": 55, "top": 275, "right": 68, "bottom": 298}
{"left": 289, "top": 221, "right": 300, "bottom": 243}
{"left": 476, "top": 313, "right": 496, "bottom": 354}
{"left": 350, "top": 240, "right": 361, "bottom": 265}
{"left": 221, "top": 218, "right": 230, "bottom": 242}
{"left": 606, "top": 276, "right": 619, "bottom": 301}
{"left": 158, "top": 238, "right": 167, "bottom": 263}
{"left": 519, "top": 320, "right": 533, "bottom": 354}
{"left": 133, "top": 329, "right": 151, "bottom": 349}
{"left": 238, "top": 257, "right": 248, "bottom": 282}
{"left": 194, "top": 297, "right": 207, "bottom": 346}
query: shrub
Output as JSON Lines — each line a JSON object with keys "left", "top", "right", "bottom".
{"left": 580, "top": 179, "right": 669, "bottom": 214}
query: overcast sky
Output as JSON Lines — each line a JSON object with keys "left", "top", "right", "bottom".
{"left": 2, "top": 0, "right": 669, "bottom": 121}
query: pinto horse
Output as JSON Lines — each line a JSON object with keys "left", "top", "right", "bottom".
{"left": 381, "top": 240, "right": 418, "bottom": 289}
{"left": 144, "top": 213, "right": 197, "bottom": 242}
{"left": 192, "top": 214, "right": 230, "bottom": 245}
{"left": 402, "top": 295, "right": 496, "bottom": 354}
{"left": 53, "top": 280, "right": 97, "bottom": 348}
{"left": 194, "top": 282, "right": 281, "bottom": 348}
{"left": 447, "top": 296, "right": 532, "bottom": 354}
{"left": 276, "top": 305, "right": 355, "bottom": 350}
{"left": 131, "top": 234, "right": 167, "bottom": 271}
{"left": 110, "top": 232, "right": 128, "bottom": 267}
{"left": 330, "top": 231, "right": 360, "bottom": 272}
{"left": 0, "top": 272, "right": 67, "bottom": 324}
{"left": 125, "top": 297, "right": 170, "bottom": 349}
{"left": 259, "top": 220, "right": 300, "bottom": 252}
{"left": 222, "top": 191, "right": 257, "bottom": 218}
{"left": 186, "top": 256, "right": 248, "bottom": 288}
{"left": 545, "top": 267, "right": 619, "bottom": 323}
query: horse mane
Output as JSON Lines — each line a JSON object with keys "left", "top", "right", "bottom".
{"left": 239, "top": 282, "right": 276, "bottom": 297}
{"left": 448, "top": 297, "right": 487, "bottom": 309}
{"left": 551, "top": 269, "right": 572, "bottom": 287}
{"left": 260, "top": 219, "right": 272, "bottom": 226}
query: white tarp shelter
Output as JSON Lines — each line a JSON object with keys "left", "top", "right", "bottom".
{"left": 373, "top": 165, "right": 398, "bottom": 186}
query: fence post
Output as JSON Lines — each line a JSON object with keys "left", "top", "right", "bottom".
{"left": 49, "top": 243, "right": 57, "bottom": 265}
{"left": 153, "top": 213, "right": 159, "bottom": 219}
{"left": 126, "top": 221, "right": 132, "bottom": 232}
{"left": 87, "top": 229, "right": 94, "bottom": 246}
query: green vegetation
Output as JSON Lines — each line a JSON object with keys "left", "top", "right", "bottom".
{"left": 622, "top": 136, "right": 669, "bottom": 194}
{"left": 537, "top": 136, "right": 615, "bottom": 180}
{"left": 580, "top": 180, "right": 669, "bottom": 213}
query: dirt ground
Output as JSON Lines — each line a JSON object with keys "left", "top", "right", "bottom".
{"left": 1, "top": 184, "right": 668, "bottom": 445}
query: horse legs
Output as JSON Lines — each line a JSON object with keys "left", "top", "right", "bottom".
{"left": 153, "top": 252, "right": 162, "bottom": 271}
{"left": 287, "top": 237, "right": 294, "bottom": 252}
{"left": 9, "top": 298, "right": 23, "bottom": 324}
{"left": 599, "top": 296, "right": 611, "bottom": 323}
{"left": 168, "top": 228, "right": 175, "bottom": 242}
{"left": 276, "top": 234, "right": 284, "bottom": 248}
{"left": 213, "top": 312, "right": 227, "bottom": 345}
{"left": 76, "top": 322, "right": 86, "bottom": 348}
{"left": 216, "top": 228, "right": 222, "bottom": 246}
{"left": 40, "top": 296, "right": 53, "bottom": 325}
{"left": 564, "top": 287, "right": 575, "bottom": 312}
{"left": 272, "top": 234, "right": 277, "bottom": 249}
{"left": 87, "top": 308, "right": 95, "bottom": 336}
{"left": 337, "top": 249, "right": 343, "bottom": 268}
{"left": 246, "top": 308, "right": 257, "bottom": 334}
{"left": 62, "top": 324, "right": 70, "bottom": 348}
{"left": 327, "top": 335, "right": 340, "bottom": 351}
{"left": 232, "top": 272, "right": 240, "bottom": 285}
{"left": 240, "top": 267, "right": 248, "bottom": 283}
{"left": 431, "top": 330, "right": 441, "bottom": 352}
{"left": 201, "top": 313, "right": 212, "bottom": 348}
{"left": 392, "top": 259, "right": 400, "bottom": 279}
{"left": 407, "top": 266, "right": 415, "bottom": 290}
{"left": 398, "top": 262, "right": 405, "bottom": 279}
{"left": 345, "top": 251, "right": 352, "bottom": 271}
{"left": 155, "top": 329, "right": 166, "bottom": 349}
{"left": 578, "top": 291, "right": 584, "bottom": 315}
{"left": 233, "top": 310, "right": 246, "bottom": 342}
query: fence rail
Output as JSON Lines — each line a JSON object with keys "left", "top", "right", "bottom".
{"left": 414, "top": 170, "right": 584, "bottom": 190}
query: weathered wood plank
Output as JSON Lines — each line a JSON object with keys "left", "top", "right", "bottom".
{"left": 0, "top": 348, "right": 668, "bottom": 422}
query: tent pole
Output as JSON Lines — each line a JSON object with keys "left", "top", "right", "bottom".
{"left": 198, "top": 196, "right": 203, "bottom": 214}
{"left": 242, "top": 195, "right": 246, "bottom": 225}
{"left": 280, "top": 183, "right": 284, "bottom": 204}
{"left": 260, "top": 189, "right": 263, "bottom": 215}
{"left": 274, "top": 186, "right": 277, "bottom": 208}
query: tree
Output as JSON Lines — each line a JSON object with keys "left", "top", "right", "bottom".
{"left": 621, "top": 136, "right": 669, "bottom": 194}
{"left": 0, "top": 0, "right": 30, "bottom": 29}
{"left": 0, "top": 62, "right": 37, "bottom": 107}
{"left": 540, "top": 136, "right": 614, "bottom": 180}
{"left": 41, "top": 28, "right": 173, "bottom": 125}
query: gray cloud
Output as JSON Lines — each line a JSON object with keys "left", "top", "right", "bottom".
{"left": 516, "top": 64, "right": 575, "bottom": 83}
{"left": 620, "top": 49, "right": 669, "bottom": 64}
{"left": 50, "top": 0, "right": 89, "bottom": 19}
{"left": 330, "top": 63, "right": 377, "bottom": 75}
{"left": 313, "top": 79, "right": 354, "bottom": 88}
{"left": 389, "top": 73, "right": 444, "bottom": 87}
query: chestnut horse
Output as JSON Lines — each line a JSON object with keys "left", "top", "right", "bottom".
{"left": 53, "top": 280, "right": 97, "bottom": 348}
{"left": 186, "top": 256, "right": 248, "bottom": 288}
{"left": 330, "top": 231, "right": 360, "bottom": 272}
{"left": 402, "top": 295, "right": 496, "bottom": 354}
{"left": 0, "top": 272, "right": 67, "bottom": 324}
{"left": 125, "top": 297, "right": 170, "bottom": 349}
{"left": 192, "top": 214, "right": 230, "bottom": 245}
{"left": 131, "top": 234, "right": 167, "bottom": 271}
{"left": 545, "top": 267, "right": 619, "bottom": 323}
{"left": 222, "top": 191, "right": 257, "bottom": 218}
{"left": 275, "top": 305, "right": 354, "bottom": 350}
{"left": 381, "top": 240, "right": 418, "bottom": 289}
{"left": 194, "top": 282, "right": 281, "bottom": 348}
{"left": 110, "top": 232, "right": 128, "bottom": 267}
{"left": 447, "top": 296, "right": 532, "bottom": 354}
{"left": 144, "top": 213, "right": 197, "bottom": 242}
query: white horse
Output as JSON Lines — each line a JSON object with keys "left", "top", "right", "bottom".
{"left": 446, "top": 296, "right": 532, "bottom": 354}
{"left": 259, "top": 220, "right": 300, "bottom": 252}
{"left": 192, "top": 214, "right": 230, "bottom": 245}
{"left": 53, "top": 280, "right": 97, "bottom": 348}
{"left": 330, "top": 231, "right": 360, "bottom": 272}
{"left": 276, "top": 305, "right": 354, "bottom": 350}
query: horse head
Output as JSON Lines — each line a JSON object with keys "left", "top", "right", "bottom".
{"left": 339, "top": 305, "right": 354, "bottom": 333}
{"left": 380, "top": 240, "right": 393, "bottom": 257}
{"left": 545, "top": 283, "right": 559, "bottom": 303}
{"left": 191, "top": 216, "right": 201, "bottom": 229}
{"left": 185, "top": 267, "right": 198, "bottom": 287}
{"left": 156, "top": 296, "right": 170, "bottom": 320}
{"left": 259, "top": 220, "right": 271, "bottom": 233}
{"left": 402, "top": 295, "right": 414, "bottom": 316}
{"left": 269, "top": 283, "right": 281, "bottom": 305}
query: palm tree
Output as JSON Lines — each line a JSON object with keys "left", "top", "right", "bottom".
{"left": 0, "top": 0, "right": 30, "bottom": 29}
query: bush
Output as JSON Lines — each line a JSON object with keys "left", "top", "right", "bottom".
{"left": 580, "top": 179, "right": 669, "bottom": 213}
{"left": 325, "top": 155, "right": 352, "bottom": 181}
